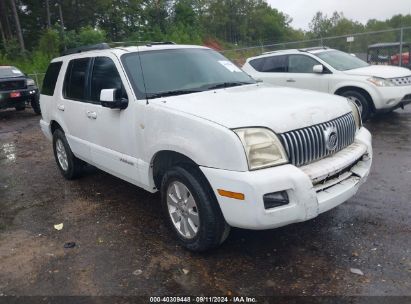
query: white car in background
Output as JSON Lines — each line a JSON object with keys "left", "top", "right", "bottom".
{"left": 243, "top": 47, "right": 411, "bottom": 120}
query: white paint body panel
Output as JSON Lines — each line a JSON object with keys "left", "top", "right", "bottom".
{"left": 40, "top": 45, "right": 373, "bottom": 230}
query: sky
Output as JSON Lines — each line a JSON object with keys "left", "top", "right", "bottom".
{"left": 267, "top": 0, "right": 411, "bottom": 30}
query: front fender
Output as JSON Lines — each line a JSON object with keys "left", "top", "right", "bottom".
{"left": 144, "top": 104, "right": 249, "bottom": 172}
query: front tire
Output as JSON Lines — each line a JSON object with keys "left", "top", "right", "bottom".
{"left": 52, "top": 129, "right": 84, "bottom": 180}
{"left": 340, "top": 90, "right": 371, "bottom": 121}
{"left": 161, "top": 166, "right": 230, "bottom": 252}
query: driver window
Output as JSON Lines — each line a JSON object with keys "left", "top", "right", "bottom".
{"left": 90, "top": 57, "right": 126, "bottom": 103}
{"left": 288, "top": 55, "right": 320, "bottom": 73}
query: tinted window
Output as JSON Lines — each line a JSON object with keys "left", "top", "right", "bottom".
{"left": 64, "top": 58, "right": 91, "bottom": 100}
{"left": 262, "top": 55, "right": 287, "bottom": 72}
{"left": 288, "top": 55, "right": 319, "bottom": 73}
{"left": 250, "top": 55, "right": 288, "bottom": 73}
{"left": 249, "top": 58, "right": 265, "bottom": 71}
{"left": 90, "top": 57, "right": 123, "bottom": 102}
{"left": 42, "top": 62, "right": 62, "bottom": 96}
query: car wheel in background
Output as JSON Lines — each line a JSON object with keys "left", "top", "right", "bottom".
{"left": 31, "top": 96, "right": 41, "bottom": 115}
{"left": 340, "top": 90, "right": 371, "bottom": 121}
{"left": 161, "top": 166, "right": 230, "bottom": 252}
{"left": 52, "top": 129, "right": 84, "bottom": 180}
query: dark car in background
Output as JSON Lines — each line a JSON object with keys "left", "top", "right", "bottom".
{"left": 0, "top": 66, "right": 40, "bottom": 114}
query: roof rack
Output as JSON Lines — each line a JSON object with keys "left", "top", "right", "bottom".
{"left": 145, "top": 41, "right": 176, "bottom": 47}
{"left": 298, "top": 46, "right": 329, "bottom": 52}
{"left": 61, "top": 43, "right": 111, "bottom": 56}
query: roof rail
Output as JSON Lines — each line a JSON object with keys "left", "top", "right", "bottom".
{"left": 61, "top": 43, "right": 111, "bottom": 56}
{"left": 145, "top": 41, "right": 176, "bottom": 47}
{"left": 298, "top": 46, "right": 329, "bottom": 52}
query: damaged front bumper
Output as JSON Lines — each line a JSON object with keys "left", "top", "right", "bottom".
{"left": 201, "top": 127, "right": 372, "bottom": 230}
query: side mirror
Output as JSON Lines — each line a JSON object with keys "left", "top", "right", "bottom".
{"left": 100, "top": 88, "right": 128, "bottom": 109}
{"left": 313, "top": 65, "right": 324, "bottom": 73}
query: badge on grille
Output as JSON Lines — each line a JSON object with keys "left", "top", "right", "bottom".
{"left": 324, "top": 126, "right": 338, "bottom": 151}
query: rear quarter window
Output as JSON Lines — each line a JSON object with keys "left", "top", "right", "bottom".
{"left": 42, "top": 62, "right": 63, "bottom": 96}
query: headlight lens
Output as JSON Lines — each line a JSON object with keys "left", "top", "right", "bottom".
{"left": 347, "top": 99, "right": 362, "bottom": 130}
{"left": 367, "top": 76, "right": 394, "bottom": 87}
{"left": 234, "top": 128, "right": 288, "bottom": 170}
{"left": 26, "top": 79, "right": 35, "bottom": 86}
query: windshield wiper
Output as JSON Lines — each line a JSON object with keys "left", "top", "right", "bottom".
{"left": 146, "top": 89, "right": 202, "bottom": 99}
{"left": 205, "top": 81, "right": 253, "bottom": 90}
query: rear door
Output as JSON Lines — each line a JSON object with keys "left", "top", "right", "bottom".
{"left": 61, "top": 57, "right": 93, "bottom": 162}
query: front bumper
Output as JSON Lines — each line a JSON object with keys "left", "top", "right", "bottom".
{"left": 373, "top": 85, "right": 411, "bottom": 111}
{"left": 0, "top": 88, "right": 39, "bottom": 109}
{"left": 201, "top": 127, "right": 372, "bottom": 230}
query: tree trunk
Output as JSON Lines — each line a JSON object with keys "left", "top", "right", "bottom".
{"left": 9, "top": 0, "right": 25, "bottom": 53}
{"left": 0, "top": 0, "right": 12, "bottom": 39}
{"left": 45, "top": 0, "right": 51, "bottom": 28}
{"left": 0, "top": 20, "right": 6, "bottom": 46}
{"left": 58, "top": 1, "right": 66, "bottom": 50}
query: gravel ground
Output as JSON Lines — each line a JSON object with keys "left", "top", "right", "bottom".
{"left": 0, "top": 107, "right": 410, "bottom": 298}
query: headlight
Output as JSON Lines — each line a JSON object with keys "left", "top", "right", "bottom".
{"left": 347, "top": 99, "right": 362, "bottom": 130}
{"left": 26, "top": 79, "right": 35, "bottom": 86}
{"left": 234, "top": 128, "right": 288, "bottom": 170}
{"left": 367, "top": 76, "right": 394, "bottom": 87}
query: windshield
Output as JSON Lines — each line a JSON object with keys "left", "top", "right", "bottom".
{"left": 0, "top": 66, "right": 24, "bottom": 78}
{"left": 122, "top": 48, "right": 255, "bottom": 99}
{"left": 316, "top": 50, "right": 369, "bottom": 71}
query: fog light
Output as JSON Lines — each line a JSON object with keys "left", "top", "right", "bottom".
{"left": 263, "top": 191, "right": 289, "bottom": 209}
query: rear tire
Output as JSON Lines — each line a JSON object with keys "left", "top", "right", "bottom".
{"left": 31, "top": 95, "right": 41, "bottom": 115}
{"left": 15, "top": 105, "right": 25, "bottom": 111}
{"left": 52, "top": 129, "right": 84, "bottom": 180}
{"left": 161, "top": 166, "right": 230, "bottom": 252}
{"left": 340, "top": 90, "right": 371, "bottom": 121}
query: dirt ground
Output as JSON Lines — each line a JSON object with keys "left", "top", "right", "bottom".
{"left": 0, "top": 107, "right": 410, "bottom": 297}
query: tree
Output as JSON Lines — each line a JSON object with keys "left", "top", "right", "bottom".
{"left": 9, "top": 0, "right": 25, "bottom": 53}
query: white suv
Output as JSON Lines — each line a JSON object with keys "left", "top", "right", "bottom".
{"left": 40, "top": 43, "right": 372, "bottom": 251}
{"left": 243, "top": 47, "right": 411, "bottom": 120}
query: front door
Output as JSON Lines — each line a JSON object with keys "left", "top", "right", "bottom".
{"left": 285, "top": 54, "right": 329, "bottom": 93}
{"left": 84, "top": 56, "right": 141, "bottom": 184}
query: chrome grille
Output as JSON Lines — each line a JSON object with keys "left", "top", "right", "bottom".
{"left": 391, "top": 76, "right": 411, "bottom": 86}
{"left": 280, "top": 113, "right": 356, "bottom": 167}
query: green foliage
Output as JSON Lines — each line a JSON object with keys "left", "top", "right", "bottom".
{"left": 38, "top": 29, "right": 61, "bottom": 58}
{"left": 1, "top": 0, "right": 411, "bottom": 75}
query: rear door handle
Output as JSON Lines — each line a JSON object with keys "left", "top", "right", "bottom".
{"left": 86, "top": 111, "right": 97, "bottom": 120}
{"left": 57, "top": 104, "right": 65, "bottom": 111}
{"left": 286, "top": 79, "right": 296, "bottom": 83}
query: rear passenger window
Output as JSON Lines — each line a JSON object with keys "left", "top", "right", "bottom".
{"left": 261, "top": 55, "right": 287, "bottom": 72}
{"left": 90, "top": 57, "right": 123, "bottom": 102}
{"left": 249, "top": 58, "right": 265, "bottom": 71}
{"left": 249, "top": 55, "right": 288, "bottom": 73}
{"left": 64, "top": 58, "right": 91, "bottom": 100}
{"left": 42, "top": 61, "right": 62, "bottom": 96}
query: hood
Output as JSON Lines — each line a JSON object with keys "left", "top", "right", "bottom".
{"left": 344, "top": 65, "right": 411, "bottom": 78}
{"left": 151, "top": 84, "right": 351, "bottom": 133}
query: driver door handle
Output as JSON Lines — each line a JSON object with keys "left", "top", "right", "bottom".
{"left": 286, "top": 79, "right": 296, "bottom": 83}
{"left": 86, "top": 111, "right": 97, "bottom": 120}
